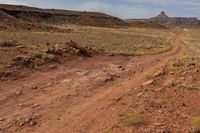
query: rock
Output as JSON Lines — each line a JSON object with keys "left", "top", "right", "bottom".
{"left": 30, "top": 121, "right": 37, "bottom": 126}
{"left": 150, "top": 99, "right": 163, "bottom": 108}
{"left": 16, "top": 90, "right": 22, "bottom": 95}
{"left": 153, "top": 122, "right": 163, "bottom": 126}
{"left": 16, "top": 45, "right": 26, "bottom": 49}
{"left": 137, "top": 92, "right": 144, "bottom": 97}
{"left": 31, "top": 86, "right": 38, "bottom": 90}
{"left": 19, "top": 122, "right": 25, "bottom": 126}
{"left": 19, "top": 103, "right": 27, "bottom": 107}
{"left": 117, "top": 65, "right": 123, "bottom": 68}
{"left": 154, "top": 88, "right": 164, "bottom": 92}
{"left": 0, "top": 118, "right": 5, "bottom": 121}
{"left": 158, "top": 110, "right": 164, "bottom": 113}
{"left": 32, "top": 104, "right": 39, "bottom": 108}
{"left": 189, "top": 63, "right": 196, "bottom": 66}
{"left": 153, "top": 70, "right": 165, "bottom": 77}
{"left": 48, "top": 64, "right": 57, "bottom": 69}
{"left": 25, "top": 117, "right": 32, "bottom": 123}
{"left": 142, "top": 79, "right": 154, "bottom": 86}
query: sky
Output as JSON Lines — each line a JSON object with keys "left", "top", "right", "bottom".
{"left": 0, "top": 0, "right": 200, "bottom": 19}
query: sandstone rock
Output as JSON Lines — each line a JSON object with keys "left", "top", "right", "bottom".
{"left": 16, "top": 90, "right": 22, "bottom": 95}
{"left": 30, "top": 120, "right": 37, "bottom": 126}
{"left": 137, "top": 92, "right": 144, "bottom": 97}
{"left": 142, "top": 79, "right": 154, "bottom": 86}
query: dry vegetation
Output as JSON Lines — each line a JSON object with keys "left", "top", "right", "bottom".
{"left": 124, "top": 112, "right": 144, "bottom": 125}
{"left": 180, "top": 29, "right": 200, "bottom": 65}
{"left": 0, "top": 26, "right": 175, "bottom": 56}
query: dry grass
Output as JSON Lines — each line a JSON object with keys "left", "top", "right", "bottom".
{"left": 192, "top": 117, "right": 200, "bottom": 131}
{"left": 180, "top": 29, "right": 200, "bottom": 65}
{"left": 0, "top": 26, "right": 175, "bottom": 56}
{"left": 0, "top": 64, "right": 5, "bottom": 71}
{"left": 124, "top": 112, "right": 143, "bottom": 125}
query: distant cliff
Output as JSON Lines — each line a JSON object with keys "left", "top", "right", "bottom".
{"left": 126, "top": 11, "right": 200, "bottom": 28}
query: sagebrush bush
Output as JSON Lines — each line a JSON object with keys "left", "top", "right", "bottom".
{"left": 0, "top": 40, "right": 17, "bottom": 47}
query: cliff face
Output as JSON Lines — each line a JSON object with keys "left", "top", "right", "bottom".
{"left": 149, "top": 11, "right": 200, "bottom": 28}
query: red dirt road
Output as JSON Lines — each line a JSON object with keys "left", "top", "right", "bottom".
{"left": 0, "top": 33, "right": 186, "bottom": 133}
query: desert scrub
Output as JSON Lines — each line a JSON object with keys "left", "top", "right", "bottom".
{"left": 192, "top": 117, "right": 200, "bottom": 131}
{"left": 0, "top": 64, "right": 5, "bottom": 71}
{"left": 0, "top": 27, "right": 175, "bottom": 56}
{"left": 30, "top": 51, "right": 59, "bottom": 62}
{"left": 0, "top": 40, "right": 17, "bottom": 47}
{"left": 171, "top": 81, "right": 199, "bottom": 90}
{"left": 124, "top": 112, "right": 143, "bottom": 125}
{"left": 180, "top": 29, "right": 200, "bottom": 66}
{"left": 164, "top": 64, "right": 175, "bottom": 74}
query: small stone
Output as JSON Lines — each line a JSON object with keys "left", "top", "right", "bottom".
{"left": 19, "top": 122, "right": 25, "bottom": 126}
{"left": 30, "top": 121, "right": 37, "bottom": 126}
{"left": 32, "top": 104, "right": 39, "bottom": 108}
{"left": 153, "top": 122, "right": 163, "bottom": 126}
{"left": 137, "top": 92, "right": 144, "bottom": 97}
{"left": 142, "top": 79, "right": 154, "bottom": 86}
{"left": 154, "top": 88, "right": 163, "bottom": 92}
{"left": 25, "top": 117, "right": 32, "bottom": 123}
{"left": 153, "top": 71, "right": 165, "bottom": 77}
{"left": 0, "top": 118, "right": 5, "bottom": 121}
{"left": 150, "top": 99, "right": 163, "bottom": 108}
{"left": 158, "top": 110, "right": 163, "bottom": 113}
{"left": 189, "top": 63, "right": 196, "bottom": 66}
{"left": 16, "top": 90, "right": 22, "bottom": 95}
{"left": 48, "top": 65, "right": 57, "bottom": 69}
{"left": 19, "top": 103, "right": 27, "bottom": 106}
{"left": 117, "top": 65, "right": 123, "bottom": 68}
{"left": 31, "top": 86, "right": 38, "bottom": 90}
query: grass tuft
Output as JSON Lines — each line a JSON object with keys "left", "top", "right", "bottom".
{"left": 0, "top": 64, "right": 5, "bottom": 71}
{"left": 192, "top": 117, "right": 200, "bottom": 131}
{"left": 124, "top": 112, "right": 143, "bottom": 125}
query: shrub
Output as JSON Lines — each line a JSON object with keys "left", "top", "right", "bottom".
{"left": 0, "top": 40, "right": 17, "bottom": 47}
{"left": 124, "top": 112, "right": 143, "bottom": 125}
{"left": 0, "top": 64, "right": 5, "bottom": 71}
{"left": 192, "top": 117, "right": 200, "bottom": 131}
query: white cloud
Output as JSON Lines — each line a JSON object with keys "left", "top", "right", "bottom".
{"left": 0, "top": 0, "right": 26, "bottom": 5}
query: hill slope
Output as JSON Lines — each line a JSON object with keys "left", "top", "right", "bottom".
{"left": 0, "top": 4, "right": 127, "bottom": 28}
{"left": 0, "top": 4, "right": 168, "bottom": 30}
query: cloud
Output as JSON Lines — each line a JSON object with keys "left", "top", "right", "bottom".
{"left": 0, "top": 0, "right": 26, "bottom": 5}
{"left": 70, "top": 0, "right": 200, "bottom": 19}
{"left": 66, "top": 1, "right": 157, "bottom": 19}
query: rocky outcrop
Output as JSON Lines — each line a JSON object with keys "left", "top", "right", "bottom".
{"left": 149, "top": 11, "right": 200, "bottom": 28}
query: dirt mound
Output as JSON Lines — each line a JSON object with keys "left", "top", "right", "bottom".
{"left": 0, "top": 4, "right": 128, "bottom": 28}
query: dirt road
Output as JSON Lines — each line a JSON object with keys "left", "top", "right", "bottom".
{"left": 0, "top": 32, "right": 185, "bottom": 133}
